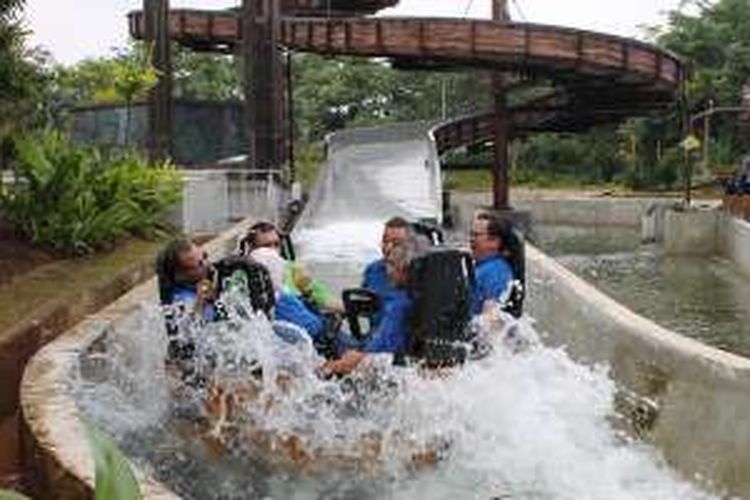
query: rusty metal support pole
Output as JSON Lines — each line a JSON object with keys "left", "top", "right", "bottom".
{"left": 144, "top": 0, "right": 172, "bottom": 163}
{"left": 286, "top": 50, "right": 295, "bottom": 183}
{"left": 242, "top": 0, "right": 257, "bottom": 170}
{"left": 492, "top": 84, "right": 510, "bottom": 209}
{"left": 491, "top": 0, "right": 510, "bottom": 209}
{"left": 243, "top": 0, "right": 285, "bottom": 172}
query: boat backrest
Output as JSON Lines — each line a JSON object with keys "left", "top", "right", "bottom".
{"left": 406, "top": 249, "right": 475, "bottom": 367}
{"left": 212, "top": 256, "right": 276, "bottom": 317}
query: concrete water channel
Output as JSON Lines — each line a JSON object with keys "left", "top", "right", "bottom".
{"left": 534, "top": 223, "right": 750, "bottom": 358}
{"left": 19, "top": 123, "right": 750, "bottom": 499}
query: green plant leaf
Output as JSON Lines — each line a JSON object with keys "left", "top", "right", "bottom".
{"left": 0, "top": 489, "right": 32, "bottom": 500}
{"left": 84, "top": 420, "right": 142, "bottom": 500}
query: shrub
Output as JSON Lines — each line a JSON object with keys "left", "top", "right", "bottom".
{"left": 0, "top": 130, "right": 182, "bottom": 254}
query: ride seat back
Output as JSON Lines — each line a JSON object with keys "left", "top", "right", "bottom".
{"left": 501, "top": 226, "right": 525, "bottom": 318}
{"left": 213, "top": 256, "right": 276, "bottom": 317}
{"left": 407, "top": 249, "right": 475, "bottom": 367}
{"left": 411, "top": 220, "right": 444, "bottom": 246}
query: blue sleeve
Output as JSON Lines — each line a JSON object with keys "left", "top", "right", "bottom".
{"left": 275, "top": 293, "right": 324, "bottom": 340}
{"left": 364, "top": 297, "right": 411, "bottom": 354}
{"left": 485, "top": 261, "right": 513, "bottom": 301}
{"left": 172, "top": 288, "right": 217, "bottom": 321}
{"left": 472, "top": 259, "right": 514, "bottom": 316}
{"left": 171, "top": 288, "right": 196, "bottom": 308}
{"left": 362, "top": 260, "right": 379, "bottom": 289}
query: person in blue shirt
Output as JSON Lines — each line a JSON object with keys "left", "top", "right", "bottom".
{"left": 470, "top": 213, "right": 514, "bottom": 317}
{"left": 321, "top": 239, "right": 416, "bottom": 376}
{"left": 274, "top": 291, "right": 325, "bottom": 341}
{"left": 361, "top": 216, "right": 411, "bottom": 327}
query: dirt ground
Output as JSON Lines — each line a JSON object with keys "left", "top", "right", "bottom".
{"left": 0, "top": 220, "right": 56, "bottom": 287}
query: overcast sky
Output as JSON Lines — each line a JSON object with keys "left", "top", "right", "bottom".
{"left": 24, "top": 0, "right": 688, "bottom": 65}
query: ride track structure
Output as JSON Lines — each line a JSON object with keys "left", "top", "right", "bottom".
{"left": 129, "top": 0, "right": 685, "bottom": 208}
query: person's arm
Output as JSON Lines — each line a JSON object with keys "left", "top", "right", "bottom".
{"left": 319, "top": 350, "right": 367, "bottom": 377}
{"left": 275, "top": 293, "right": 325, "bottom": 339}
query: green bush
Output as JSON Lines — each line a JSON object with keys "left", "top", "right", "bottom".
{"left": 0, "top": 130, "right": 182, "bottom": 254}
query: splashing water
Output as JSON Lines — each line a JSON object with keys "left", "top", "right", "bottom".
{"left": 70, "top": 223, "right": 724, "bottom": 499}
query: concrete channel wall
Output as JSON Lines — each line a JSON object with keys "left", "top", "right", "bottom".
{"left": 20, "top": 219, "right": 252, "bottom": 499}
{"left": 526, "top": 243, "right": 750, "bottom": 497}
{"left": 720, "top": 215, "right": 750, "bottom": 278}
{"left": 513, "top": 197, "right": 656, "bottom": 227}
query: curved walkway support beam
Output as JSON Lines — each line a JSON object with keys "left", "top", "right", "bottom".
{"left": 127, "top": 7, "right": 685, "bottom": 202}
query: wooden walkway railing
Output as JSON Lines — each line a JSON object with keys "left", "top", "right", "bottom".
{"left": 723, "top": 195, "right": 750, "bottom": 223}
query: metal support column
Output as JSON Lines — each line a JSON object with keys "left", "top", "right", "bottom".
{"left": 491, "top": 85, "right": 510, "bottom": 209}
{"left": 243, "top": 0, "right": 285, "bottom": 172}
{"left": 144, "top": 0, "right": 172, "bottom": 163}
{"left": 286, "top": 50, "right": 295, "bottom": 183}
{"left": 491, "top": 0, "right": 510, "bottom": 209}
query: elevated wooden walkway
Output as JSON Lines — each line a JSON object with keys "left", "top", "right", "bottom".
{"left": 129, "top": 9, "right": 682, "bottom": 140}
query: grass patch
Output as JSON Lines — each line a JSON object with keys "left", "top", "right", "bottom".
{"left": 0, "top": 237, "right": 165, "bottom": 337}
{"left": 444, "top": 168, "right": 628, "bottom": 192}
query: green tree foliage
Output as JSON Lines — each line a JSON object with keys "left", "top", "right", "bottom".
{"left": 0, "top": 0, "right": 48, "bottom": 143}
{"left": 173, "top": 46, "right": 240, "bottom": 101}
{"left": 655, "top": 0, "right": 750, "bottom": 165}
{"left": 56, "top": 44, "right": 158, "bottom": 106}
{"left": 0, "top": 130, "right": 182, "bottom": 254}
{"left": 291, "top": 54, "right": 490, "bottom": 142}
{"left": 56, "top": 45, "right": 158, "bottom": 144}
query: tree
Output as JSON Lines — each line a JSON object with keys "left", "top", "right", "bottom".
{"left": 0, "top": 0, "right": 48, "bottom": 145}
{"left": 173, "top": 47, "right": 240, "bottom": 100}
{"left": 656, "top": 0, "right": 750, "bottom": 163}
{"left": 56, "top": 44, "right": 158, "bottom": 144}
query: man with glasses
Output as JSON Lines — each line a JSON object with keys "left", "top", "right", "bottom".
{"left": 469, "top": 213, "right": 514, "bottom": 317}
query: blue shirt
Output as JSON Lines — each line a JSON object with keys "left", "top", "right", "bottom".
{"left": 275, "top": 292, "right": 325, "bottom": 340}
{"left": 471, "top": 254, "right": 514, "bottom": 316}
{"left": 364, "top": 290, "right": 412, "bottom": 354}
{"left": 362, "top": 258, "right": 399, "bottom": 327}
{"left": 171, "top": 285, "right": 216, "bottom": 321}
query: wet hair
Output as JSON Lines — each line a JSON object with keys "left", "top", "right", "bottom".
{"left": 384, "top": 216, "right": 410, "bottom": 230}
{"left": 241, "top": 220, "right": 278, "bottom": 256}
{"left": 156, "top": 238, "right": 194, "bottom": 305}
{"left": 476, "top": 212, "right": 522, "bottom": 265}
{"left": 387, "top": 235, "right": 423, "bottom": 275}
{"left": 476, "top": 212, "right": 508, "bottom": 244}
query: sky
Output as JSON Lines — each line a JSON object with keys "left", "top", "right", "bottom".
{"left": 23, "top": 0, "right": 688, "bottom": 65}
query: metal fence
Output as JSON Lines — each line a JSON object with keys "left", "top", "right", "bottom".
{"left": 69, "top": 100, "right": 247, "bottom": 166}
